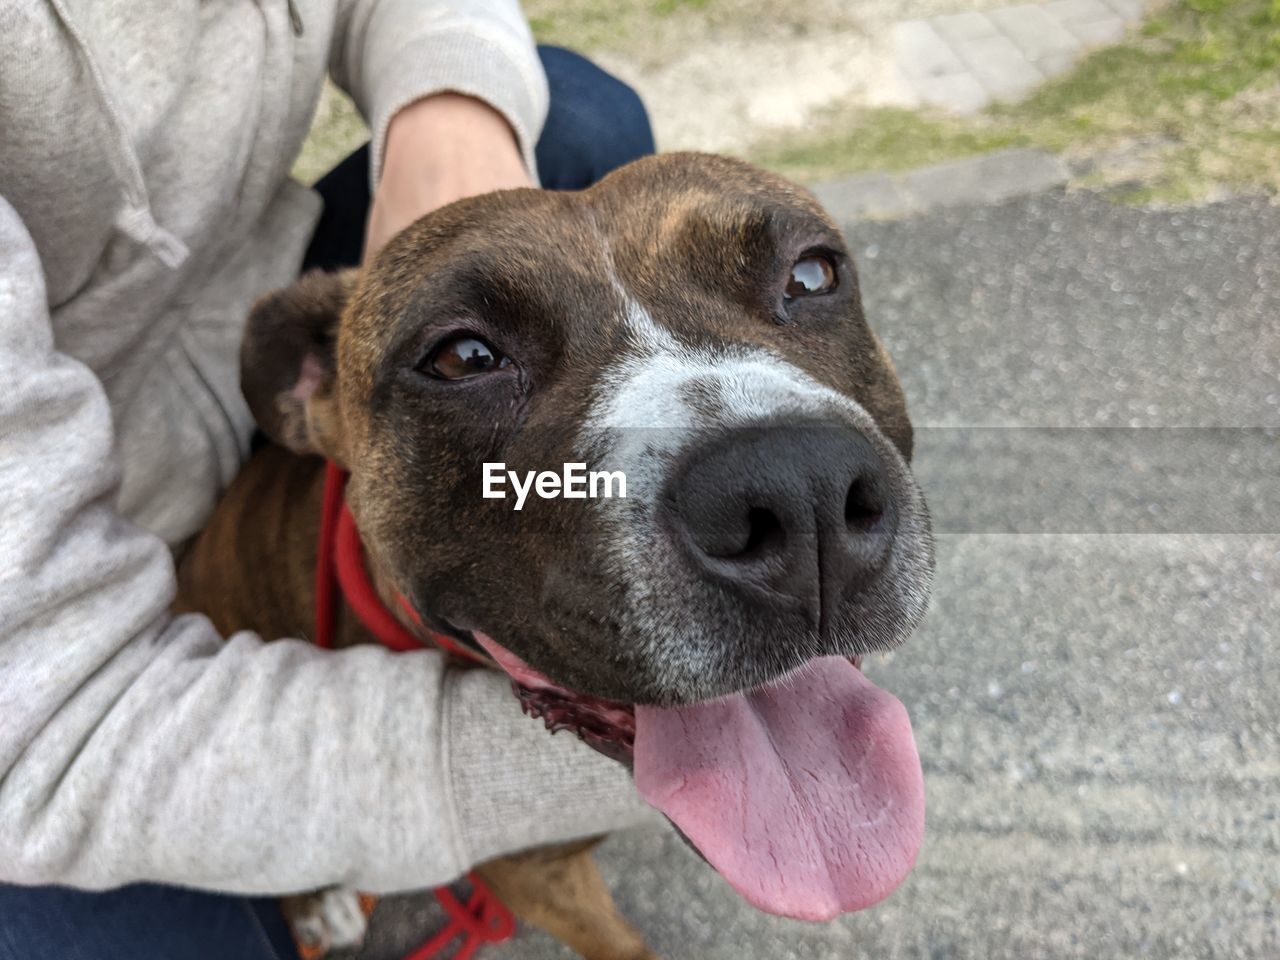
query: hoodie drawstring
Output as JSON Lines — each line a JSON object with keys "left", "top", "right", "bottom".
{"left": 45, "top": 0, "right": 191, "bottom": 270}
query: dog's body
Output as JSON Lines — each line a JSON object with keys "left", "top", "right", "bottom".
{"left": 177, "top": 153, "right": 932, "bottom": 960}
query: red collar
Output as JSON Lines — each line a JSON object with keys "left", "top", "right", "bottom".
{"left": 312, "top": 460, "right": 513, "bottom": 960}
{"left": 314, "top": 461, "right": 487, "bottom": 664}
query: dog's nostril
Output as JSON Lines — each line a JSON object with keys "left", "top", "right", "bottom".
{"left": 741, "top": 507, "right": 784, "bottom": 558}
{"left": 845, "top": 477, "right": 884, "bottom": 531}
{"left": 703, "top": 507, "right": 784, "bottom": 560}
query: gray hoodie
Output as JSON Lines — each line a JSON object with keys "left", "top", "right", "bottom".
{"left": 0, "top": 0, "right": 655, "bottom": 894}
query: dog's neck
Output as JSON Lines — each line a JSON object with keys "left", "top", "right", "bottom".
{"left": 175, "top": 446, "right": 396, "bottom": 650}
{"left": 317, "top": 463, "right": 489, "bottom": 664}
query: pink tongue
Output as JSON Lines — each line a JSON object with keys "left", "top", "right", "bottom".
{"left": 634, "top": 657, "right": 924, "bottom": 921}
{"left": 472, "top": 634, "right": 924, "bottom": 922}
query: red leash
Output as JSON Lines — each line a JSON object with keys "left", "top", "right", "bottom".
{"left": 312, "top": 461, "right": 515, "bottom": 960}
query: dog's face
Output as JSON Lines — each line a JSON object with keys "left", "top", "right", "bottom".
{"left": 244, "top": 153, "right": 932, "bottom": 707}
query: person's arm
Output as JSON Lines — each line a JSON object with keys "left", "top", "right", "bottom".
{"left": 328, "top": 0, "right": 549, "bottom": 254}
{"left": 0, "top": 198, "right": 656, "bottom": 893}
{"left": 367, "top": 93, "right": 532, "bottom": 256}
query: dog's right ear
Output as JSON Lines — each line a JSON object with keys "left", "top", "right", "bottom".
{"left": 240, "top": 269, "right": 358, "bottom": 464}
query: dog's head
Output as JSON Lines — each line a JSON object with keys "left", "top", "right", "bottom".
{"left": 244, "top": 153, "right": 933, "bottom": 918}
{"left": 245, "top": 152, "right": 932, "bottom": 704}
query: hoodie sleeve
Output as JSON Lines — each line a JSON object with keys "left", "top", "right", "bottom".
{"left": 328, "top": 0, "right": 549, "bottom": 187}
{"left": 0, "top": 197, "right": 657, "bottom": 893}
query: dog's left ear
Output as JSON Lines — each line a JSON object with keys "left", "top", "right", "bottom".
{"left": 240, "top": 269, "right": 357, "bottom": 464}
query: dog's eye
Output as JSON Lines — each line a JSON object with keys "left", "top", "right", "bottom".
{"left": 784, "top": 255, "right": 837, "bottom": 299}
{"left": 423, "top": 334, "right": 511, "bottom": 381}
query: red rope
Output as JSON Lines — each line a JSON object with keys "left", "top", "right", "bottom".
{"left": 313, "top": 461, "right": 515, "bottom": 959}
{"left": 403, "top": 881, "right": 516, "bottom": 960}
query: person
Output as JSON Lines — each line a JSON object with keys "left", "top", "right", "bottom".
{"left": 0, "top": 3, "right": 659, "bottom": 957}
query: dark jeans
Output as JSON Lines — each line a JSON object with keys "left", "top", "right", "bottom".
{"left": 0, "top": 885, "right": 299, "bottom": 960}
{"left": 0, "top": 45, "right": 652, "bottom": 960}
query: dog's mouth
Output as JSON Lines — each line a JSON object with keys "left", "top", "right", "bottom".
{"left": 497, "top": 644, "right": 871, "bottom": 768}
{"left": 505, "top": 657, "right": 638, "bottom": 766}
{"left": 473, "top": 631, "right": 924, "bottom": 922}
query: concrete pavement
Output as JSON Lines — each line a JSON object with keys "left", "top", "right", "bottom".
{"left": 350, "top": 186, "right": 1280, "bottom": 959}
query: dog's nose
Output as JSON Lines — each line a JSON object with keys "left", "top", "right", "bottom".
{"left": 666, "top": 424, "right": 897, "bottom": 628}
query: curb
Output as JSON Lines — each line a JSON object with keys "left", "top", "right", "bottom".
{"left": 811, "top": 147, "right": 1070, "bottom": 222}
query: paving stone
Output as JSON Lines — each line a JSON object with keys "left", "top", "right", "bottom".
{"left": 1101, "top": 0, "right": 1147, "bottom": 19}
{"left": 933, "top": 10, "right": 1001, "bottom": 44}
{"left": 989, "top": 5, "right": 1081, "bottom": 65}
{"left": 951, "top": 33, "right": 1044, "bottom": 101}
{"left": 1036, "top": 50, "right": 1080, "bottom": 76}
{"left": 892, "top": 19, "right": 967, "bottom": 84}
{"left": 893, "top": 0, "right": 1145, "bottom": 115}
{"left": 913, "top": 72, "right": 992, "bottom": 113}
{"left": 1045, "top": 0, "right": 1118, "bottom": 25}
{"left": 901, "top": 147, "right": 1069, "bottom": 208}
{"left": 833, "top": 147, "right": 1070, "bottom": 216}
{"left": 812, "top": 174, "right": 919, "bottom": 221}
{"left": 1063, "top": 14, "right": 1127, "bottom": 44}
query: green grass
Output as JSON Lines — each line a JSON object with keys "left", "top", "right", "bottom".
{"left": 751, "top": 109, "right": 1030, "bottom": 182}
{"left": 293, "top": 83, "right": 367, "bottom": 186}
{"left": 754, "top": 0, "right": 1280, "bottom": 202}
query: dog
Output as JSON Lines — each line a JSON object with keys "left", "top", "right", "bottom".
{"left": 176, "top": 152, "right": 934, "bottom": 960}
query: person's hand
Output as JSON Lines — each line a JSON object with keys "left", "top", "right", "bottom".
{"left": 365, "top": 93, "right": 533, "bottom": 259}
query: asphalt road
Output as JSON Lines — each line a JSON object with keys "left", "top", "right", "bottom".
{"left": 355, "top": 189, "right": 1280, "bottom": 959}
